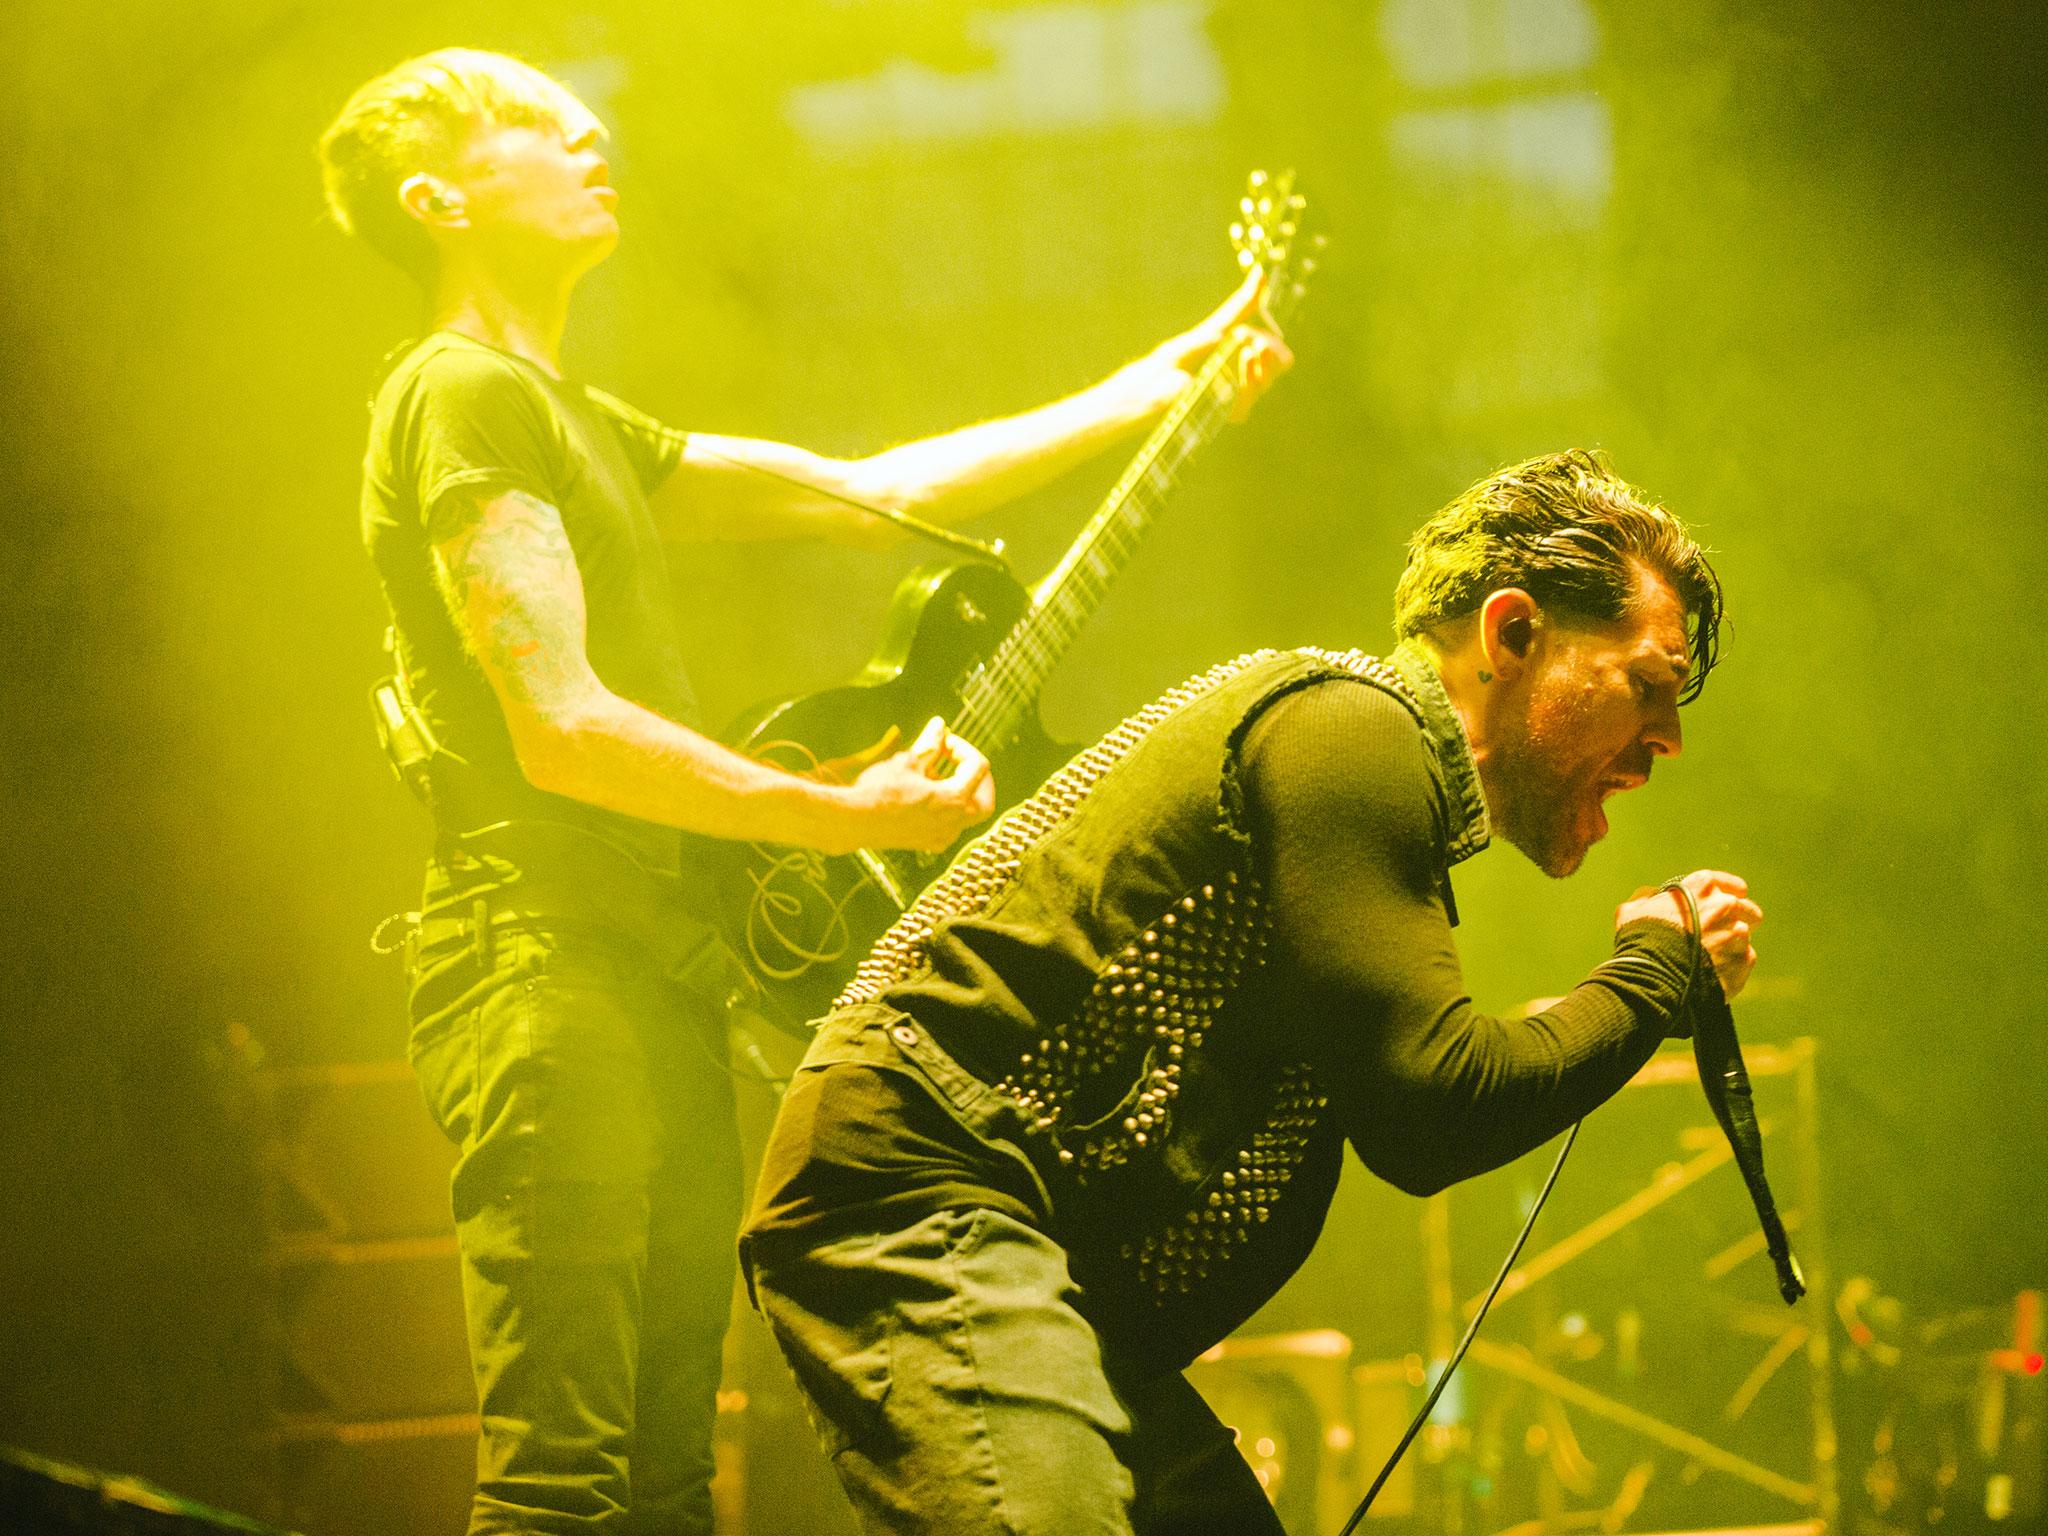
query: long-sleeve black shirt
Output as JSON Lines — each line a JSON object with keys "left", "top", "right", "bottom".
{"left": 1243, "top": 678, "right": 1692, "bottom": 1198}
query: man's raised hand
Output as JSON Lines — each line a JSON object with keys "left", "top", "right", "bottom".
{"left": 1129, "top": 266, "right": 1295, "bottom": 422}
{"left": 1616, "top": 870, "right": 1763, "bottom": 1000}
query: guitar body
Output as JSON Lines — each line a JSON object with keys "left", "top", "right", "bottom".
{"left": 724, "top": 557, "right": 1068, "bottom": 1033}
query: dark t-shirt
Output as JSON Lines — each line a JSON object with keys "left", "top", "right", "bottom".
{"left": 361, "top": 332, "right": 699, "bottom": 874}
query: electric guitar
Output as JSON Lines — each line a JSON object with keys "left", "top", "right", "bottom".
{"left": 724, "top": 171, "right": 1318, "bottom": 1035}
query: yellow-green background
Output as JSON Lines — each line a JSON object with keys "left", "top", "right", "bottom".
{"left": 1, "top": 0, "right": 2040, "bottom": 1528}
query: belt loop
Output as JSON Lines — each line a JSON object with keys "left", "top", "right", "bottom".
{"left": 468, "top": 895, "right": 492, "bottom": 972}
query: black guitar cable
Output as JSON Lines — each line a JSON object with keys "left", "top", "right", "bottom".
{"left": 1336, "top": 895, "right": 1694, "bottom": 1534}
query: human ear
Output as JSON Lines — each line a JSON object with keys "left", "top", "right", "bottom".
{"left": 399, "top": 174, "right": 465, "bottom": 227}
{"left": 1477, "top": 588, "right": 1540, "bottom": 681}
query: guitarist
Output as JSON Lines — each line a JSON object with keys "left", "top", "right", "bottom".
{"left": 318, "top": 46, "right": 1290, "bottom": 1536}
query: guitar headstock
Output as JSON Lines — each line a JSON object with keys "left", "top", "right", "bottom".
{"left": 1229, "top": 168, "right": 1321, "bottom": 326}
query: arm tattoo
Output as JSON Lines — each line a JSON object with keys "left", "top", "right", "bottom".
{"left": 432, "top": 489, "right": 593, "bottom": 713}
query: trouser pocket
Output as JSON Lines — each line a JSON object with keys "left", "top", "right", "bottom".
{"left": 405, "top": 925, "right": 542, "bottom": 1149}
{"left": 751, "top": 1208, "right": 992, "bottom": 1460}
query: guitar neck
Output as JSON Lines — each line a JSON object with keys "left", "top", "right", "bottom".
{"left": 953, "top": 338, "right": 1247, "bottom": 746}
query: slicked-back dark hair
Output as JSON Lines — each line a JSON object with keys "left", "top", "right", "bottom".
{"left": 1394, "top": 449, "right": 1724, "bottom": 702}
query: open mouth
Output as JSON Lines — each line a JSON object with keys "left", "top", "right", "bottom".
{"left": 1588, "top": 766, "right": 1652, "bottom": 843}
{"left": 1598, "top": 772, "right": 1647, "bottom": 803}
{"left": 1588, "top": 776, "right": 1642, "bottom": 841}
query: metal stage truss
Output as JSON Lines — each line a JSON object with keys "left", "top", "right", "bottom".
{"left": 1189, "top": 1039, "right": 1832, "bottom": 1536}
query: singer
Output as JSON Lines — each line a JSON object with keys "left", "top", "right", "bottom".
{"left": 741, "top": 449, "right": 1761, "bottom": 1536}
{"left": 318, "top": 47, "right": 1287, "bottom": 1536}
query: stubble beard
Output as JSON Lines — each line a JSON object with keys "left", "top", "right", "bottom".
{"left": 1487, "top": 708, "right": 1593, "bottom": 880}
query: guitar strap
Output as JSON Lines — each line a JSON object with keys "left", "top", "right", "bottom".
{"left": 687, "top": 440, "right": 1011, "bottom": 564}
{"left": 1662, "top": 880, "right": 1806, "bottom": 1306}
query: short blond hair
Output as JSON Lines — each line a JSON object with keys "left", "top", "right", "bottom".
{"left": 317, "top": 48, "right": 602, "bottom": 283}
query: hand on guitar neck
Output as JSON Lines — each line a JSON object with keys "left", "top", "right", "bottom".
{"left": 841, "top": 716, "right": 995, "bottom": 855}
{"left": 1118, "top": 266, "right": 1295, "bottom": 424}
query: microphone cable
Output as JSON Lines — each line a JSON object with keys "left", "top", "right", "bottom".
{"left": 1337, "top": 1119, "right": 1580, "bottom": 1536}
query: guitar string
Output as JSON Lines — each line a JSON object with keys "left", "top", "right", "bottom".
{"left": 964, "top": 377, "right": 1238, "bottom": 739}
{"left": 958, "top": 453, "right": 1199, "bottom": 736}
{"left": 960, "top": 337, "right": 1244, "bottom": 727}
{"left": 957, "top": 266, "right": 1309, "bottom": 739}
{"left": 955, "top": 321, "right": 1269, "bottom": 743}
{"left": 957, "top": 381, "right": 1235, "bottom": 744}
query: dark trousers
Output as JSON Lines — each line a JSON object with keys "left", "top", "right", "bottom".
{"left": 750, "top": 1206, "right": 1283, "bottom": 1536}
{"left": 408, "top": 853, "right": 741, "bottom": 1535}
{"left": 743, "top": 1008, "right": 1284, "bottom": 1536}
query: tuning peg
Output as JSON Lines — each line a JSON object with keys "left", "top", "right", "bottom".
{"left": 1237, "top": 248, "right": 1256, "bottom": 270}
{"left": 1248, "top": 169, "right": 1269, "bottom": 188}
{"left": 1229, "top": 219, "right": 1246, "bottom": 242}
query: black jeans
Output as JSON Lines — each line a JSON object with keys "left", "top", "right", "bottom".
{"left": 745, "top": 1008, "right": 1285, "bottom": 1536}
{"left": 408, "top": 835, "right": 740, "bottom": 1535}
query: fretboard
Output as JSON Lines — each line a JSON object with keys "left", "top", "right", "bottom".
{"left": 952, "top": 331, "right": 1256, "bottom": 749}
